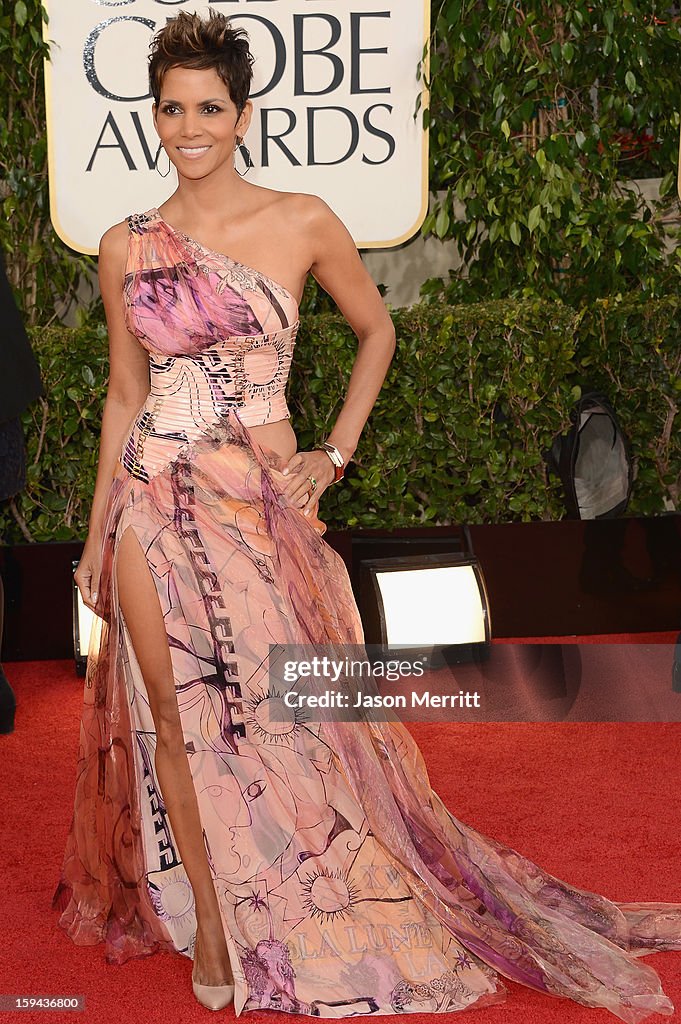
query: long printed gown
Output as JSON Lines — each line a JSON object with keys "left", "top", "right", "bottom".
{"left": 52, "top": 208, "right": 681, "bottom": 1022}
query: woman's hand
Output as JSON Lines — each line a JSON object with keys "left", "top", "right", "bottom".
{"left": 75, "top": 534, "right": 103, "bottom": 613}
{"left": 281, "top": 449, "right": 336, "bottom": 517}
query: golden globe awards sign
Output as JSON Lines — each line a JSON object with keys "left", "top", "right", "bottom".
{"left": 42, "top": 1, "right": 430, "bottom": 254}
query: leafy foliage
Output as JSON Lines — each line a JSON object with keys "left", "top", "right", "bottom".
{"left": 5, "top": 300, "right": 681, "bottom": 542}
{"left": 291, "top": 300, "right": 577, "bottom": 528}
{"left": 1, "top": 324, "right": 108, "bottom": 543}
{"left": 0, "top": 1, "right": 99, "bottom": 324}
{"left": 3, "top": 4, "right": 681, "bottom": 543}
{"left": 419, "top": 1, "right": 681, "bottom": 305}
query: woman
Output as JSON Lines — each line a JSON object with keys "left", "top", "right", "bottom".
{"left": 53, "top": 11, "right": 681, "bottom": 1021}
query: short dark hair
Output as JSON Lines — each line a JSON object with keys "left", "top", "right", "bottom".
{"left": 148, "top": 10, "right": 254, "bottom": 117}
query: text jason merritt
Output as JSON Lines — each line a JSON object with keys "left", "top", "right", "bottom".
{"left": 284, "top": 690, "right": 481, "bottom": 709}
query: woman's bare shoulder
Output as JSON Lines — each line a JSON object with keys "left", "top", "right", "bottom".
{"left": 252, "top": 185, "right": 330, "bottom": 225}
{"left": 99, "top": 217, "right": 129, "bottom": 255}
{"left": 98, "top": 217, "right": 131, "bottom": 281}
{"left": 282, "top": 189, "right": 332, "bottom": 222}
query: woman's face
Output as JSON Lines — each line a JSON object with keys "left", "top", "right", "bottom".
{"left": 153, "top": 65, "right": 252, "bottom": 180}
{"left": 198, "top": 748, "right": 298, "bottom": 881}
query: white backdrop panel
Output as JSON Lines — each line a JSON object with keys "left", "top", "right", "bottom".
{"left": 42, "top": 1, "right": 430, "bottom": 253}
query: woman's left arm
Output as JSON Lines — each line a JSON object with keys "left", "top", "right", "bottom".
{"left": 281, "top": 194, "right": 397, "bottom": 516}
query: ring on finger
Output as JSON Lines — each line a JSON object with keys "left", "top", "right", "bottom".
{"left": 307, "top": 475, "right": 317, "bottom": 493}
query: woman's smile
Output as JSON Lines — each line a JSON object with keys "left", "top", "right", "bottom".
{"left": 177, "top": 145, "right": 212, "bottom": 159}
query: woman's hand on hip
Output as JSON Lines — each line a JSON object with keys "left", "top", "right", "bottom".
{"left": 281, "top": 449, "right": 335, "bottom": 516}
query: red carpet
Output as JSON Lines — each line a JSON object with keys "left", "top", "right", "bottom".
{"left": 1, "top": 652, "right": 680, "bottom": 1024}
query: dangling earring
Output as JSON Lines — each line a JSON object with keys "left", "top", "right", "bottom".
{"left": 234, "top": 136, "right": 253, "bottom": 177}
{"left": 154, "top": 142, "right": 171, "bottom": 178}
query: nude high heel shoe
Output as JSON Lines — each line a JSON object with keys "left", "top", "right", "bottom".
{"left": 191, "top": 929, "right": 235, "bottom": 1011}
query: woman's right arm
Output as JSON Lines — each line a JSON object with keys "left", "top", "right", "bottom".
{"left": 76, "top": 221, "right": 150, "bottom": 609}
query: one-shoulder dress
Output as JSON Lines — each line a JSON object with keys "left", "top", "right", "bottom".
{"left": 52, "top": 208, "right": 681, "bottom": 1021}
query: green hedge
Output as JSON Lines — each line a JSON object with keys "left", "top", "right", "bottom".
{"left": 2, "top": 296, "right": 681, "bottom": 544}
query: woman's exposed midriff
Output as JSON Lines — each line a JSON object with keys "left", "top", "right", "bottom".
{"left": 248, "top": 417, "right": 298, "bottom": 462}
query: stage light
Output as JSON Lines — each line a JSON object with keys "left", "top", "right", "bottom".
{"left": 72, "top": 558, "right": 102, "bottom": 676}
{"left": 359, "top": 548, "right": 491, "bottom": 665}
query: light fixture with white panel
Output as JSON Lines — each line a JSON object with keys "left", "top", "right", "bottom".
{"left": 359, "top": 548, "right": 491, "bottom": 666}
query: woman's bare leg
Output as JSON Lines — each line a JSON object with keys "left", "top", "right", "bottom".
{"left": 115, "top": 524, "right": 233, "bottom": 986}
